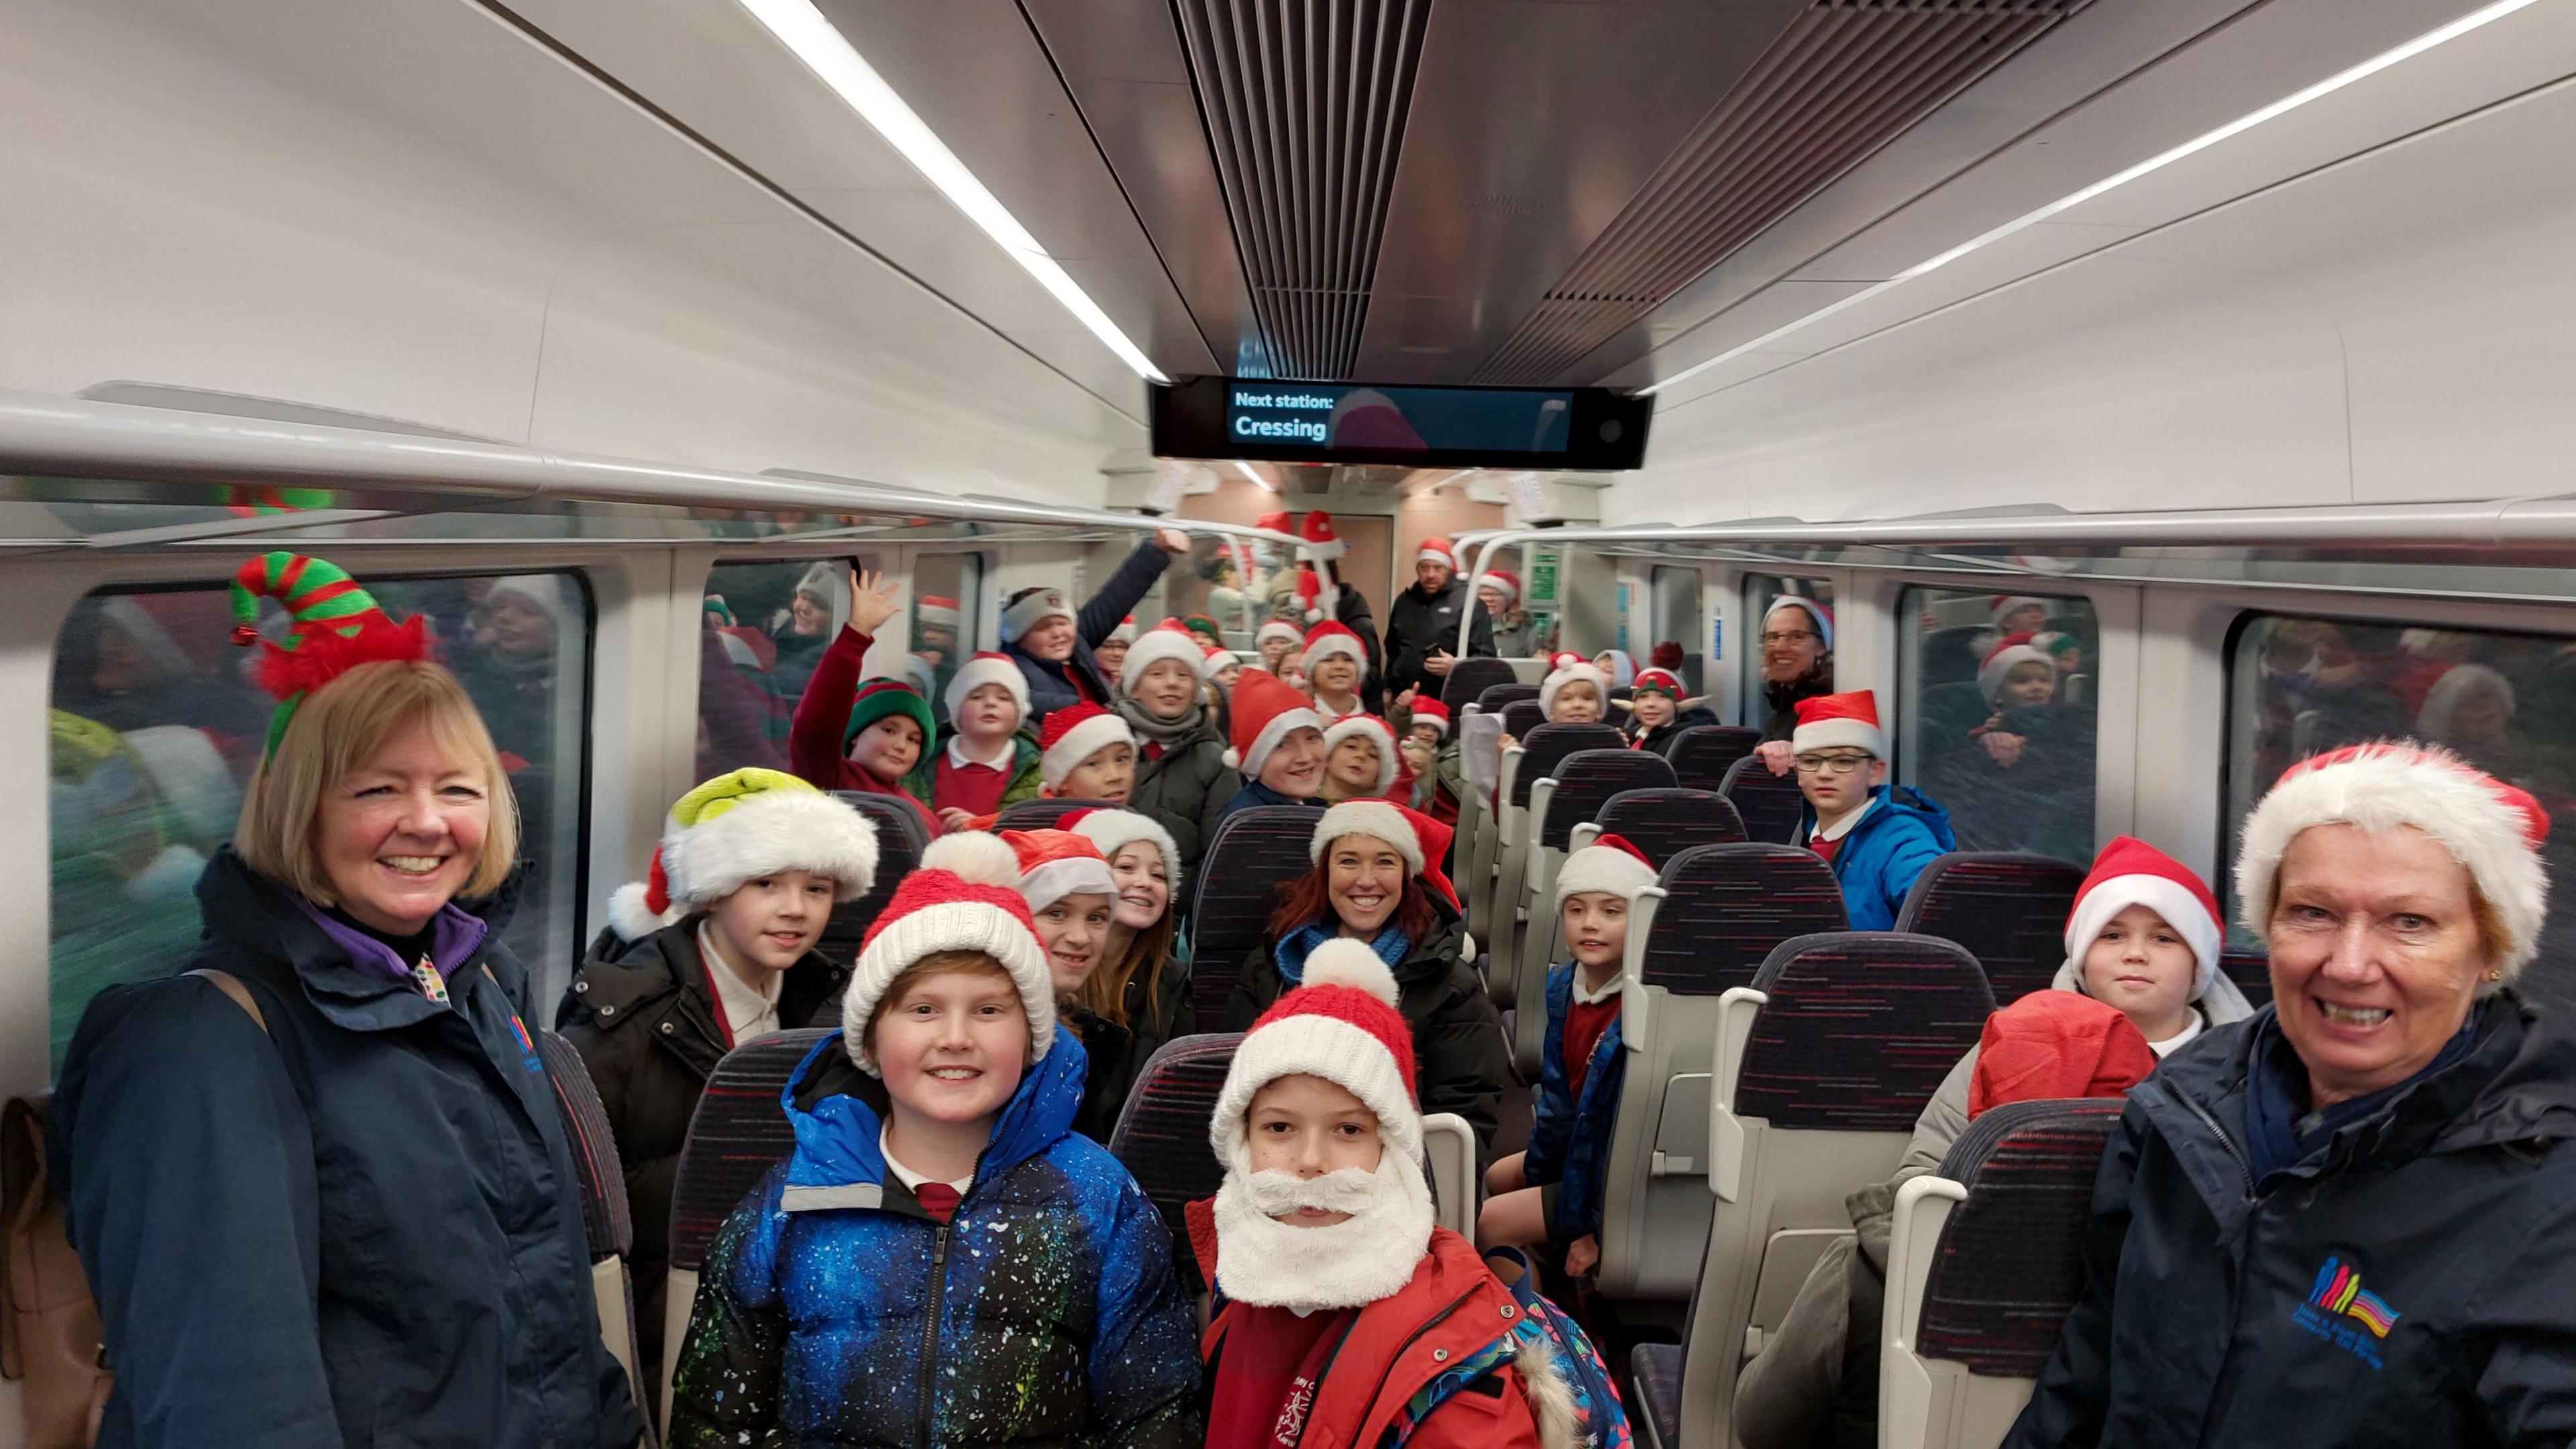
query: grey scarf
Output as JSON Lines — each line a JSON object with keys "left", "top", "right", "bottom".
{"left": 1116, "top": 694, "right": 1206, "bottom": 752}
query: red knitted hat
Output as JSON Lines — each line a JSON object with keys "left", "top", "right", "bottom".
{"left": 1633, "top": 667, "right": 1687, "bottom": 698}
{"left": 842, "top": 833, "right": 1055, "bottom": 1073}
{"left": 1210, "top": 941, "right": 1421, "bottom": 1167}
{"left": 1224, "top": 667, "right": 1326, "bottom": 777}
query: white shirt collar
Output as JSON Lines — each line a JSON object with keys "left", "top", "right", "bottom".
{"left": 879, "top": 1126, "right": 974, "bottom": 1195}
{"left": 698, "top": 923, "right": 785, "bottom": 1046}
{"left": 1809, "top": 795, "right": 1876, "bottom": 843}
{"left": 1570, "top": 969, "right": 1623, "bottom": 1006}
{"left": 947, "top": 733, "right": 1016, "bottom": 771}
{"left": 2147, "top": 1010, "right": 2206, "bottom": 1059}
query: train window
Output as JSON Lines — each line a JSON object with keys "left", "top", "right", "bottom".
{"left": 696, "top": 556, "right": 899, "bottom": 781}
{"left": 1899, "top": 586, "right": 2098, "bottom": 862}
{"left": 48, "top": 573, "right": 592, "bottom": 1067}
{"left": 1155, "top": 535, "right": 1272, "bottom": 644}
{"left": 1742, "top": 574, "right": 1833, "bottom": 731}
{"left": 2225, "top": 613, "right": 2576, "bottom": 947}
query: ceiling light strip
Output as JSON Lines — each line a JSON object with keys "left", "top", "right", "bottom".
{"left": 733, "top": 0, "right": 1169, "bottom": 383}
{"left": 1643, "top": 0, "right": 2542, "bottom": 396}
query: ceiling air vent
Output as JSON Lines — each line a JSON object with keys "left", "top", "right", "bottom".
{"left": 1474, "top": 0, "right": 2088, "bottom": 385}
{"left": 1173, "top": 0, "right": 1432, "bottom": 381}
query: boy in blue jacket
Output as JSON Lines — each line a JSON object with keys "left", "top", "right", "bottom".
{"left": 1477, "top": 834, "right": 1660, "bottom": 1279}
{"left": 1790, "top": 690, "right": 1955, "bottom": 930}
{"left": 667, "top": 833, "right": 1202, "bottom": 1448}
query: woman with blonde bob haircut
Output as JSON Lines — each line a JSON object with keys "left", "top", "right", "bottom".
{"left": 52, "top": 553, "right": 642, "bottom": 1449}
{"left": 2006, "top": 743, "right": 2576, "bottom": 1449}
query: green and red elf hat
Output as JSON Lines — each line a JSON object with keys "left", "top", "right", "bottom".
{"left": 229, "top": 551, "right": 430, "bottom": 759}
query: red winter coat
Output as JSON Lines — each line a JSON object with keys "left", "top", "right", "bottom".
{"left": 1189, "top": 1201, "right": 1578, "bottom": 1449}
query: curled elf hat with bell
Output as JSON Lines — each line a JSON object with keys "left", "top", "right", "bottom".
{"left": 229, "top": 551, "right": 431, "bottom": 759}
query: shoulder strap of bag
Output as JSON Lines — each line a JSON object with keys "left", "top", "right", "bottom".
{"left": 186, "top": 969, "right": 269, "bottom": 1036}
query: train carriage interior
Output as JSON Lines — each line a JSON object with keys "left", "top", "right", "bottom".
{"left": 8, "top": 0, "right": 2576, "bottom": 1444}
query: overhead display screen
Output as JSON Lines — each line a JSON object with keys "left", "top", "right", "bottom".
{"left": 1151, "top": 376, "right": 1652, "bottom": 470}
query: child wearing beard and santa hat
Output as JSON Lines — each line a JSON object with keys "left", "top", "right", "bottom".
{"left": 1189, "top": 941, "right": 1610, "bottom": 1449}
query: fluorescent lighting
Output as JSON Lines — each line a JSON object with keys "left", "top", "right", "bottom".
{"left": 733, "top": 0, "right": 1169, "bottom": 384}
{"left": 1234, "top": 462, "right": 1276, "bottom": 492}
{"left": 1644, "top": 0, "right": 2541, "bottom": 395}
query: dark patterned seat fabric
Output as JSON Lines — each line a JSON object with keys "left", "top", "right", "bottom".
{"left": 2220, "top": 945, "right": 2274, "bottom": 1007}
{"left": 1735, "top": 934, "right": 1996, "bottom": 1130}
{"left": 1477, "top": 682, "right": 1540, "bottom": 714}
{"left": 820, "top": 794, "right": 930, "bottom": 999}
{"left": 1918, "top": 1099, "right": 2127, "bottom": 1377}
{"left": 669, "top": 1029, "right": 831, "bottom": 1278}
{"left": 1641, "top": 845, "right": 1847, "bottom": 996}
{"left": 994, "top": 797, "right": 1116, "bottom": 833}
{"left": 1894, "top": 853, "right": 2088, "bottom": 1006}
{"left": 535, "top": 1030, "right": 633, "bottom": 1262}
{"left": 1442, "top": 655, "right": 1518, "bottom": 707}
{"left": 1184, "top": 808, "right": 1320, "bottom": 1020}
{"left": 1592, "top": 788, "right": 1746, "bottom": 864}
{"left": 1631, "top": 1342, "right": 1683, "bottom": 1449}
{"left": 1502, "top": 700, "right": 1546, "bottom": 740}
{"left": 1509, "top": 724, "right": 1627, "bottom": 809}
{"left": 1537, "top": 750, "right": 1677, "bottom": 850}
{"left": 1666, "top": 724, "right": 1762, "bottom": 790}
{"left": 1717, "top": 754, "right": 1810, "bottom": 846}
{"left": 1110, "top": 1033, "right": 1244, "bottom": 1296}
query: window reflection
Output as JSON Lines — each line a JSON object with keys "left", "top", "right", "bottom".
{"left": 1900, "top": 586, "right": 2098, "bottom": 862}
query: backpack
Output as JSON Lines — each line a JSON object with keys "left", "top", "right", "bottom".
{"left": 1386, "top": 1248, "right": 1633, "bottom": 1449}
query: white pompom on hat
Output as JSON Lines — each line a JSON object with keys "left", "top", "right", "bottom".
{"left": 840, "top": 831, "right": 1053, "bottom": 1073}
{"left": 2236, "top": 743, "right": 2551, "bottom": 980}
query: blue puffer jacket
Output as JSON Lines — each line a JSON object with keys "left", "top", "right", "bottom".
{"left": 1521, "top": 963, "right": 1625, "bottom": 1244}
{"left": 1008, "top": 539, "right": 1171, "bottom": 726}
{"left": 2004, "top": 991, "right": 2576, "bottom": 1448}
{"left": 1800, "top": 784, "right": 1955, "bottom": 930}
{"left": 666, "top": 1033, "right": 1202, "bottom": 1448}
{"left": 52, "top": 849, "right": 641, "bottom": 1449}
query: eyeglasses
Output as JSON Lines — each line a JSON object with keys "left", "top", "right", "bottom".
{"left": 1760, "top": 630, "right": 1819, "bottom": 647}
{"left": 1792, "top": 752, "right": 1873, "bottom": 775}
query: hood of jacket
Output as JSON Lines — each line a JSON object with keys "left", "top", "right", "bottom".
{"left": 774, "top": 1028, "right": 1089, "bottom": 1212}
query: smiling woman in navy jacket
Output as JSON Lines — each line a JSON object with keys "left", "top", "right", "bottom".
{"left": 2005, "top": 743, "right": 2576, "bottom": 1449}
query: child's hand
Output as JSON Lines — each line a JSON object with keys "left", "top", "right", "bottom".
{"left": 1393, "top": 686, "right": 1418, "bottom": 714}
{"left": 847, "top": 568, "right": 900, "bottom": 637}
{"left": 1982, "top": 732, "right": 2027, "bottom": 769}
{"left": 1756, "top": 739, "right": 1796, "bottom": 777}
{"left": 938, "top": 806, "right": 979, "bottom": 833}
{"left": 1566, "top": 1234, "right": 1600, "bottom": 1279}
{"left": 1399, "top": 738, "right": 1434, "bottom": 772}
{"left": 1153, "top": 526, "right": 1190, "bottom": 555}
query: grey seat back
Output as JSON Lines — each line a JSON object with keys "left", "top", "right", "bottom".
{"left": 1717, "top": 754, "right": 1807, "bottom": 845}
{"left": 1184, "top": 807, "right": 1319, "bottom": 1021}
{"left": 1665, "top": 724, "right": 1762, "bottom": 789}
{"left": 1894, "top": 853, "right": 2087, "bottom": 1006}
{"left": 1442, "top": 655, "right": 1518, "bottom": 706}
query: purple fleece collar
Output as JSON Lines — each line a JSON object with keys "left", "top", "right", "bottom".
{"left": 294, "top": 896, "right": 489, "bottom": 986}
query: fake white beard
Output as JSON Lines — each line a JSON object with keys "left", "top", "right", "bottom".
{"left": 1212, "top": 1155, "right": 1436, "bottom": 1313}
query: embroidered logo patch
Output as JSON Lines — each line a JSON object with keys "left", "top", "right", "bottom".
{"left": 2293, "top": 1255, "right": 2400, "bottom": 1367}
{"left": 506, "top": 1010, "right": 544, "bottom": 1074}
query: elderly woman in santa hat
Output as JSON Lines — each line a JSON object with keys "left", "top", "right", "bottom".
{"left": 2004, "top": 745, "right": 2576, "bottom": 1449}
{"left": 1220, "top": 800, "right": 1511, "bottom": 1165}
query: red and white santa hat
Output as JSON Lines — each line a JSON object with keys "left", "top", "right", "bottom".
{"left": 1294, "top": 565, "right": 1338, "bottom": 625}
{"left": 1118, "top": 623, "right": 1207, "bottom": 693}
{"left": 2063, "top": 837, "right": 2224, "bottom": 998}
{"left": 1200, "top": 643, "right": 1238, "bottom": 681}
{"left": 1253, "top": 508, "right": 1293, "bottom": 537}
{"left": 1036, "top": 702, "right": 1134, "bottom": 792}
{"left": 841, "top": 832, "right": 1054, "bottom": 1073}
{"left": 994, "top": 827, "right": 1118, "bottom": 912}
{"left": 1063, "top": 806, "right": 1179, "bottom": 881}
{"left": 1792, "top": 690, "right": 1885, "bottom": 759}
{"left": 945, "top": 650, "right": 1030, "bottom": 719}
{"left": 1211, "top": 940, "right": 1423, "bottom": 1169}
{"left": 1765, "top": 596, "right": 1835, "bottom": 651}
{"left": 1555, "top": 833, "right": 1658, "bottom": 907}
{"left": 2237, "top": 743, "right": 2551, "bottom": 979}
{"left": 1540, "top": 657, "right": 1612, "bottom": 718}
{"left": 1106, "top": 615, "right": 1138, "bottom": 645}
{"left": 916, "top": 594, "right": 961, "bottom": 630}
{"left": 998, "top": 586, "right": 1075, "bottom": 645}
{"left": 1991, "top": 595, "right": 2051, "bottom": 627}
{"left": 1322, "top": 712, "right": 1399, "bottom": 796}
{"left": 1254, "top": 618, "right": 1305, "bottom": 655}
{"left": 1301, "top": 621, "right": 1368, "bottom": 674}
{"left": 1415, "top": 536, "right": 1458, "bottom": 572}
{"left": 1978, "top": 632, "right": 2056, "bottom": 706}
{"left": 1311, "top": 800, "right": 1457, "bottom": 908}
{"left": 1407, "top": 696, "right": 1452, "bottom": 739}
{"left": 1475, "top": 569, "right": 1520, "bottom": 604}
{"left": 1298, "top": 510, "right": 1346, "bottom": 561}
{"left": 1225, "top": 667, "right": 1326, "bottom": 777}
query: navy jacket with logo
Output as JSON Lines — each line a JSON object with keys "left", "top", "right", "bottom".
{"left": 2002, "top": 991, "right": 2576, "bottom": 1448}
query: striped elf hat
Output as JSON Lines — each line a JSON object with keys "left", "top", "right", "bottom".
{"left": 229, "top": 551, "right": 430, "bottom": 759}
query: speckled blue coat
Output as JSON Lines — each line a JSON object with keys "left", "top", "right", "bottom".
{"left": 665, "top": 1034, "right": 1202, "bottom": 1448}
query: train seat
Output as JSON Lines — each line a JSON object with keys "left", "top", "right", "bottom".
{"left": 2220, "top": 945, "right": 2273, "bottom": 1007}
{"left": 1477, "top": 682, "right": 1541, "bottom": 714}
{"left": 994, "top": 797, "right": 1117, "bottom": 833}
{"left": 1489, "top": 724, "right": 1625, "bottom": 1002}
{"left": 1597, "top": 845, "right": 1846, "bottom": 1304}
{"left": 1880, "top": 1099, "right": 2127, "bottom": 1449}
{"left": 1501, "top": 699, "right": 1546, "bottom": 739}
{"left": 1183, "top": 806, "right": 1323, "bottom": 1022}
{"left": 659, "top": 1027, "right": 830, "bottom": 1422}
{"left": 1571, "top": 787, "right": 1746, "bottom": 867}
{"left": 1665, "top": 725, "right": 1762, "bottom": 791}
{"left": 1894, "top": 853, "right": 2088, "bottom": 1006}
{"left": 1460, "top": 705, "right": 1513, "bottom": 940}
{"left": 818, "top": 794, "right": 931, "bottom": 1002}
{"left": 1511, "top": 750, "right": 1678, "bottom": 1072}
{"left": 1649, "top": 933, "right": 1994, "bottom": 1448}
{"left": 533, "top": 1030, "right": 655, "bottom": 1442}
{"left": 1717, "top": 754, "right": 1808, "bottom": 846}
{"left": 1440, "top": 655, "right": 1518, "bottom": 707}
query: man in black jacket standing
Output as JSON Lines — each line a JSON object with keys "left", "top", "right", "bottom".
{"left": 1383, "top": 537, "right": 1494, "bottom": 701}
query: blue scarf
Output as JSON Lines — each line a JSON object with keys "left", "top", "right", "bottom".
{"left": 2243, "top": 1010, "right": 2477, "bottom": 1182}
{"left": 1274, "top": 920, "right": 1411, "bottom": 986}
